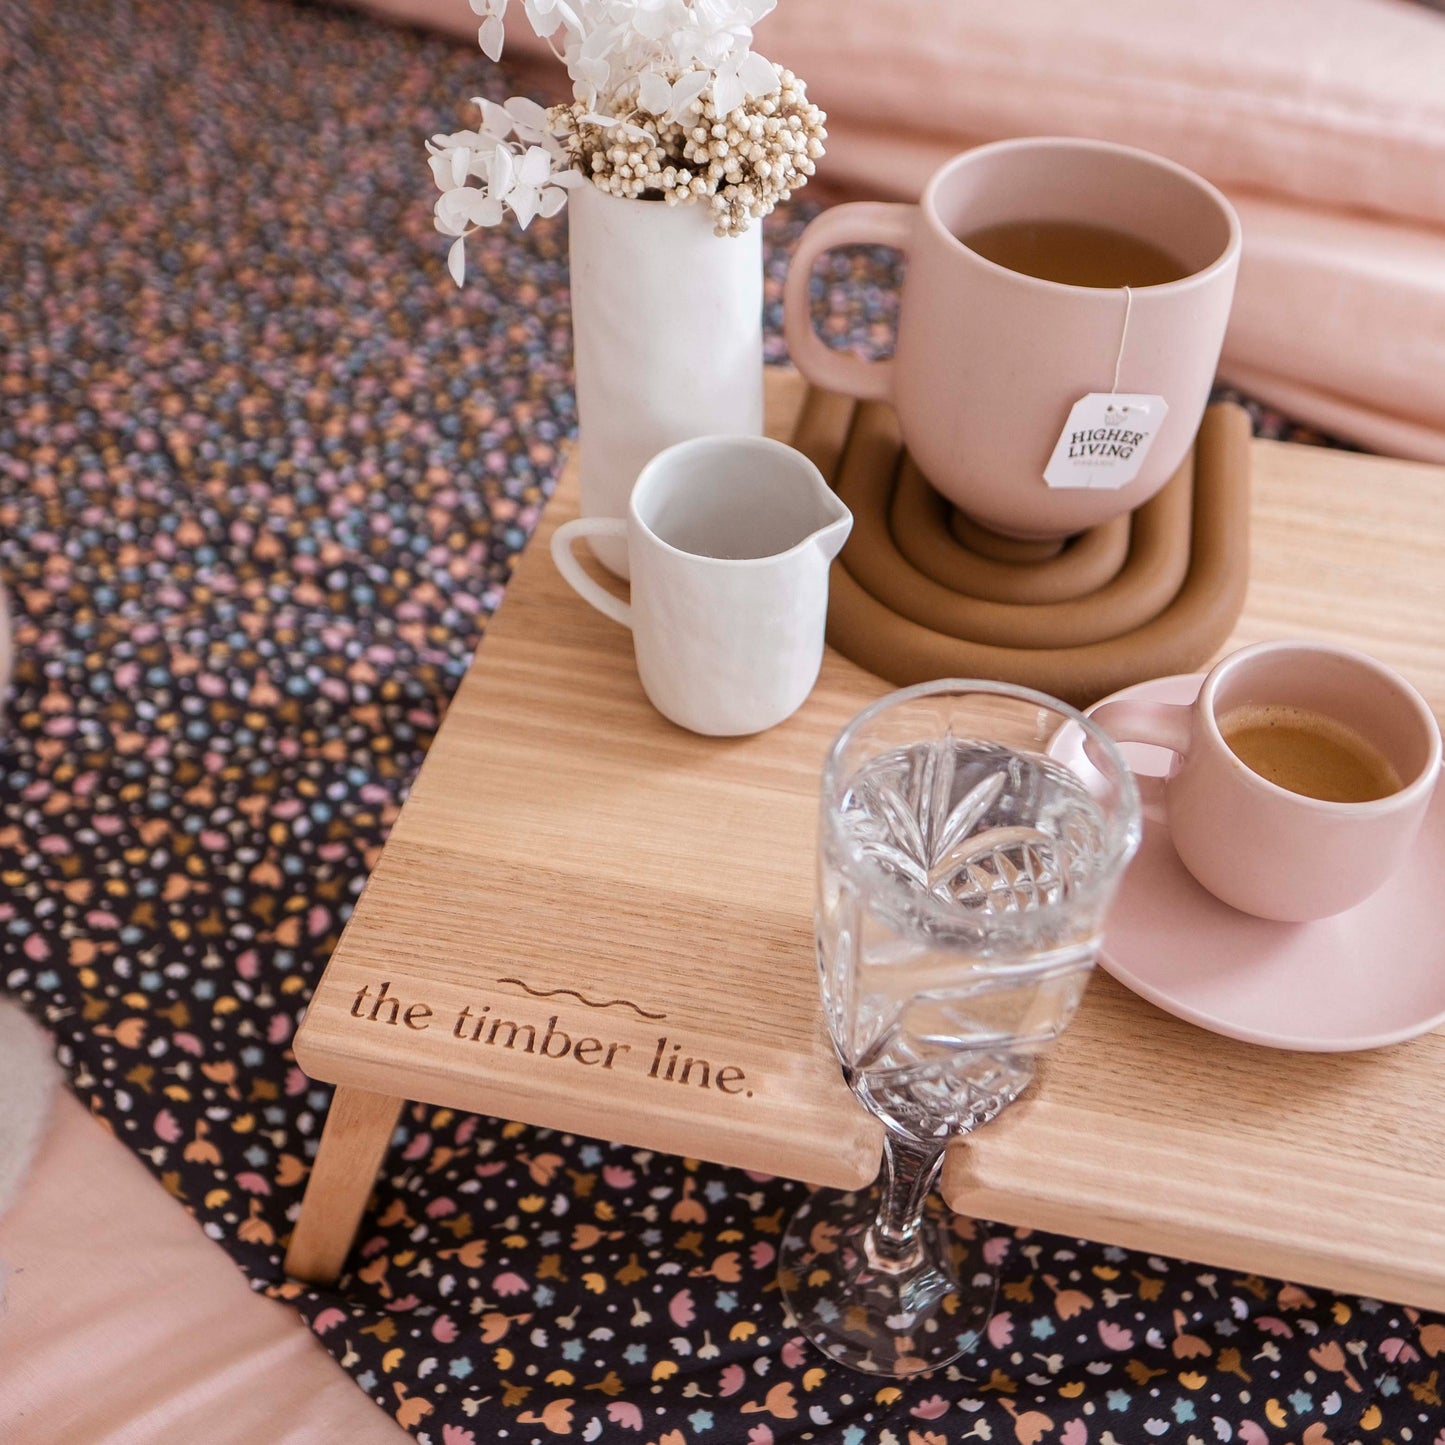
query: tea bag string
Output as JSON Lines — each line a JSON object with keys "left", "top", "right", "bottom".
{"left": 1107, "top": 285, "right": 1133, "bottom": 416}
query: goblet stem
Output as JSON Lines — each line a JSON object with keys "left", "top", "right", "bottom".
{"left": 866, "top": 1130, "right": 947, "bottom": 1273}
{"left": 778, "top": 1130, "right": 996, "bottom": 1375}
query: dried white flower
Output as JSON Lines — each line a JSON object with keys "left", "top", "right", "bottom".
{"left": 428, "top": 0, "right": 823, "bottom": 282}
{"left": 426, "top": 100, "right": 582, "bottom": 282}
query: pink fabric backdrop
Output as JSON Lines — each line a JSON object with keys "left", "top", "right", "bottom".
{"left": 363, "top": 0, "right": 1445, "bottom": 459}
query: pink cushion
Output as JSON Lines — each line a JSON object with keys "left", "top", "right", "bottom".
{"left": 0, "top": 1092, "right": 406, "bottom": 1445}
{"left": 763, "top": 0, "right": 1445, "bottom": 230}
{"left": 1225, "top": 192, "right": 1445, "bottom": 457}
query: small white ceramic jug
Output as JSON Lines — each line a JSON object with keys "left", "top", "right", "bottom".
{"left": 552, "top": 436, "right": 852, "bottom": 736}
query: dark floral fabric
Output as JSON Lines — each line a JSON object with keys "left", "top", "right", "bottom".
{"left": 0, "top": 0, "right": 1434, "bottom": 1442}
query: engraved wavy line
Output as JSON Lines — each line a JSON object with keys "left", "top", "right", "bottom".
{"left": 495, "top": 978, "right": 667, "bottom": 1021}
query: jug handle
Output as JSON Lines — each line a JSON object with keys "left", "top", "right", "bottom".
{"left": 551, "top": 519, "right": 633, "bottom": 628}
{"left": 782, "top": 202, "right": 913, "bottom": 404}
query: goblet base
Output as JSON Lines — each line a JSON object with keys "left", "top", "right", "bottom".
{"left": 778, "top": 1185, "right": 998, "bottom": 1377}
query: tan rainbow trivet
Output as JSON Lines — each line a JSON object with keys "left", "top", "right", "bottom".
{"left": 792, "top": 387, "right": 1251, "bottom": 708}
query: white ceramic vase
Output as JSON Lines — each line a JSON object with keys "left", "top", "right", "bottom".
{"left": 568, "top": 182, "right": 764, "bottom": 578}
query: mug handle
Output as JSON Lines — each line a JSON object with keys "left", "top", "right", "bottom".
{"left": 551, "top": 518, "right": 633, "bottom": 628}
{"left": 782, "top": 202, "right": 914, "bottom": 403}
{"left": 1087, "top": 700, "right": 1195, "bottom": 821}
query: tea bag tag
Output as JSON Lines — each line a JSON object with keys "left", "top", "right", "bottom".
{"left": 1043, "top": 393, "right": 1168, "bottom": 491}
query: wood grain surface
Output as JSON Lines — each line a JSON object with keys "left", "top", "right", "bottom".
{"left": 285, "top": 1087, "right": 403, "bottom": 1284}
{"left": 294, "top": 369, "right": 1445, "bottom": 1306}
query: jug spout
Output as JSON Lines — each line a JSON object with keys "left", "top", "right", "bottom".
{"left": 811, "top": 506, "right": 852, "bottom": 563}
{"left": 804, "top": 475, "right": 853, "bottom": 563}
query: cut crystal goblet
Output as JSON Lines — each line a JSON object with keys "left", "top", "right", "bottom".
{"left": 780, "top": 680, "right": 1141, "bottom": 1376}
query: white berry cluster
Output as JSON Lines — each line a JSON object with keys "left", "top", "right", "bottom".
{"left": 546, "top": 67, "right": 826, "bottom": 235}
{"left": 678, "top": 69, "right": 826, "bottom": 236}
{"left": 549, "top": 71, "right": 824, "bottom": 234}
{"left": 552, "top": 105, "right": 684, "bottom": 201}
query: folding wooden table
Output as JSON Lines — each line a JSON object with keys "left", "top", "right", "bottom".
{"left": 285, "top": 371, "right": 1445, "bottom": 1314}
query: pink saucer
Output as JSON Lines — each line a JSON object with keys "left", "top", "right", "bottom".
{"left": 1057, "top": 674, "right": 1445, "bottom": 1052}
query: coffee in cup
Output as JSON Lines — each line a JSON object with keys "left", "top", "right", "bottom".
{"left": 1217, "top": 703, "right": 1402, "bottom": 804}
{"left": 1088, "top": 641, "right": 1441, "bottom": 921}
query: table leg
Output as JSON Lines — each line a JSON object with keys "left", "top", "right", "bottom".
{"left": 284, "top": 1085, "right": 404, "bottom": 1285}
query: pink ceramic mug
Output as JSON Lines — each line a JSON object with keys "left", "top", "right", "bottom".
{"left": 782, "top": 137, "right": 1241, "bottom": 540}
{"left": 1089, "top": 641, "right": 1441, "bottom": 922}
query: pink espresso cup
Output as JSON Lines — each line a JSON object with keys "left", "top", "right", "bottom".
{"left": 1089, "top": 642, "right": 1441, "bottom": 922}
{"left": 782, "top": 137, "right": 1240, "bottom": 541}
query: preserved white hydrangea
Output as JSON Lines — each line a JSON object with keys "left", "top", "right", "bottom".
{"left": 427, "top": 0, "right": 825, "bottom": 281}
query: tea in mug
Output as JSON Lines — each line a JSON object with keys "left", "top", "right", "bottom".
{"left": 957, "top": 219, "right": 1192, "bottom": 289}
{"left": 1218, "top": 703, "right": 1402, "bottom": 804}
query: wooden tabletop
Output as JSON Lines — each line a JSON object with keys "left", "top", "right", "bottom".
{"left": 295, "top": 368, "right": 1445, "bottom": 1309}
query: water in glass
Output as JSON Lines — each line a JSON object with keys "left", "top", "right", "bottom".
{"left": 821, "top": 739, "right": 1108, "bottom": 1139}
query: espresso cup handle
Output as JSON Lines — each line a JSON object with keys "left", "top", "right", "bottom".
{"left": 1087, "top": 700, "right": 1195, "bottom": 820}
{"left": 782, "top": 202, "right": 913, "bottom": 403}
{"left": 551, "top": 518, "right": 633, "bottom": 628}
